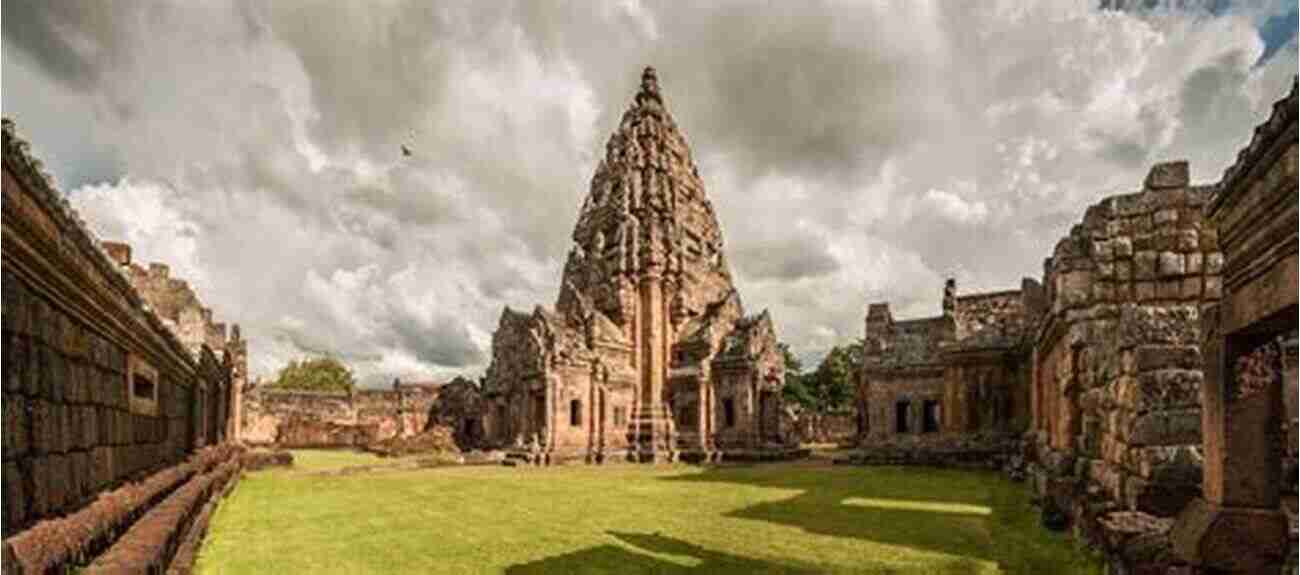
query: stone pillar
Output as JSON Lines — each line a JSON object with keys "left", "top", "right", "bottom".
{"left": 629, "top": 218, "right": 674, "bottom": 462}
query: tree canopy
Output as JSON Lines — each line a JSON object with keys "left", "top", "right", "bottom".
{"left": 781, "top": 340, "right": 863, "bottom": 414}
{"left": 268, "top": 356, "right": 356, "bottom": 393}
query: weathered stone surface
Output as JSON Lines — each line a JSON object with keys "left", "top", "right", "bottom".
{"left": 241, "top": 382, "right": 438, "bottom": 448}
{"left": 1144, "top": 161, "right": 1190, "bottom": 190}
{"left": 1158, "top": 252, "right": 1185, "bottom": 277}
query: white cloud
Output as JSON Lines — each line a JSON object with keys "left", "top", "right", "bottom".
{"left": 920, "top": 188, "right": 990, "bottom": 226}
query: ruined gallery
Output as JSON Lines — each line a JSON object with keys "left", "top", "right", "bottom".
{"left": 1, "top": 3, "right": 1298, "bottom": 572}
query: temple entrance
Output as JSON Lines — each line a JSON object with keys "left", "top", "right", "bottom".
{"left": 895, "top": 400, "right": 911, "bottom": 434}
{"left": 532, "top": 394, "right": 546, "bottom": 438}
{"left": 922, "top": 400, "right": 941, "bottom": 433}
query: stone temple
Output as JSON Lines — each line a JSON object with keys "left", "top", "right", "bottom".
{"left": 480, "top": 67, "right": 787, "bottom": 464}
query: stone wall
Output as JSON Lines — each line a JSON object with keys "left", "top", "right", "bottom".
{"left": 240, "top": 383, "right": 437, "bottom": 448}
{"left": 1, "top": 119, "right": 239, "bottom": 570}
{"left": 101, "top": 242, "right": 250, "bottom": 441}
{"left": 783, "top": 410, "right": 858, "bottom": 445}
{"left": 1028, "top": 160, "right": 1222, "bottom": 527}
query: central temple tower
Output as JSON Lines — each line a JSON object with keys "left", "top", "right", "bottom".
{"left": 483, "top": 67, "right": 786, "bottom": 464}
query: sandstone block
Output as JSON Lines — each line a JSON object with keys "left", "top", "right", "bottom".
{"left": 1116, "top": 260, "right": 1132, "bottom": 281}
{"left": 47, "top": 453, "right": 68, "bottom": 513}
{"left": 1205, "top": 252, "right": 1223, "bottom": 275}
{"left": 1113, "top": 237, "right": 1134, "bottom": 258}
{"left": 1136, "top": 282, "right": 1155, "bottom": 302}
{"left": 2, "top": 334, "right": 18, "bottom": 394}
{"left": 1135, "top": 346, "right": 1200, "bottom": 371}
{"left": 1157, "top": 280, "right": 1181, "bottom": 300}
{"left": 1185, "top": 253, "right": 1202, "bottom": 274}
{"left": 69, "top": 450, "right": 88, "bottom": 505}
{"left": 1157, "top": 252, "right": 1184, "bottom": 277}
{"left": 79, "top": 405, "right": 97, "bottom": 450}
{"left": 2, "top": 462, "right": 26, "bottom": 531}
{"left": 1204, "top": 276, "right": 1222, "bottom": 299}
{"left": 1129, "top": 410, "right": 1201, "bottom": 447}
{"left": 1135, "top": 370, "right": 1202, "bottom": 411}
{"left": 95, "top": 406, "right": 112, "bottom": 446}
{"left": 1144, "top": 161, "right": 1189, "bottom": 190}
{"left": 59, "top": 403, "right": 75, "bottom": 453}
{"left": 30, "top": 401, "right": 60, "bottom": 455}
{"left": 1176, "top": 230, "right": 1199, "bottom": 252}
{"left": 2, "top": 395, "right": 29, "bottom": 459}
{"left": 91, "top": 446, "right": 112, "bottom": 491}
{"left": 1120, "top": 305, "right": 1200, "bottom": 347}
{"left": 22, "top": 343, "right": 42, "bottom": 397}
{"left": 1135, "top": 252, "right": 1158, "bottom": 279}
{"left": 1095, "top": 240, "right": 1115, "bottom": 261}
{"left": 1199, "top": 227, "right": 1218, "bottom": 251}
{"left": 1180, "top": 277, "right": 1201, "bottom": 300}
{"left": 1154, "top": 209, "right": 1179, "bottom": 226}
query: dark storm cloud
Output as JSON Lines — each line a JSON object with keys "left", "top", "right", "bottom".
{"left": 388, "top": 313, "right": 485, "bottom": 369}
{"left": 733, "top": 235, "right": 841, "bottom": 282}
{"left": 261, "top": 2, "right": 456, "bottom": 160}
{"left": 2, "top": 0, "right": 118, "bottom": 90}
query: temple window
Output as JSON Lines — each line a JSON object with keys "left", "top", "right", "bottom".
{"left": 570, "top": 399, "right": 583, "bottom": 427}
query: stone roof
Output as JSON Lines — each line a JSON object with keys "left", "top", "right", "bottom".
{"left": 559, "top": 66, "right": 739, "bottom": 327}
{"left": 865, "top": 316, "right": 951, "bottom": 369}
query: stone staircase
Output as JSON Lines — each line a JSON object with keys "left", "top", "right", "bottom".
{"left": 1, "top": 444, "right": 245, "bottom": 574}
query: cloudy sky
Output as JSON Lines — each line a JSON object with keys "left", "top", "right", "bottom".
{"left": 3, "top": 1, "right": 1296, "bottom": 386}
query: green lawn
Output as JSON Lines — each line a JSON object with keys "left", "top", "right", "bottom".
{"left": 196, "top": 453, "right": 1100, "bottom": 574}
{"left": 273, "top": 448, "right": 389, "bottom": 472}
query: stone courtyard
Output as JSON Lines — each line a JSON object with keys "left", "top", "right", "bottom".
{"left": 2, "top": 26, "right": 1297, "bottom": 575}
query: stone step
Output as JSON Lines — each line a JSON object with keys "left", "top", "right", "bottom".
{"left": 84, "top": 458, "right": 240, "bottom": 573}
{"left": 2, "top": 445, "right": 241, "bottom": 574}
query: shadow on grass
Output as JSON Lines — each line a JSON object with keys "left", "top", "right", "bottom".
{"left": 504, "top": 531, "right": 823, "bottom": 574}
{"left": 657, "top": 465, "right": 1096, "bottom": 575}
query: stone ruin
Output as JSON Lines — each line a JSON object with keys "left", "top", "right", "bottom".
{"left": 847, "top": 278, "right": 1045, "bottom": 467}
{"left": 240, "top": 378, "right": 439, "bottom": 448}
{"left": 481, "top": 67, "right": 790, "bottom": 465}
{"left": 2, "top": 119, "right": 244, "bottom": 573}
{"left": 99, "top": 241, "right": 249, "bottom": 444}
{"left": 845, "top": 79, "right": 1298, "bottom": 573}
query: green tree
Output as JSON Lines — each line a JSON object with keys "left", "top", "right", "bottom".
{"left": 808, "top": 344, "right": 857, "bottom": 413}
{"left": 778, "top": 343, "right": 816, "bottom": 411}
{"left": 269, "top": 356, "right": 356, "bottom": 393}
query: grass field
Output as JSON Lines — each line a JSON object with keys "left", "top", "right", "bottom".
{"left": 196, "top": 450, "right": 1100, "bottom": 574}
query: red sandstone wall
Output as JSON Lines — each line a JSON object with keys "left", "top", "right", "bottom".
{"left": 2, "top": 124, "right": 232, "bottom": 535}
